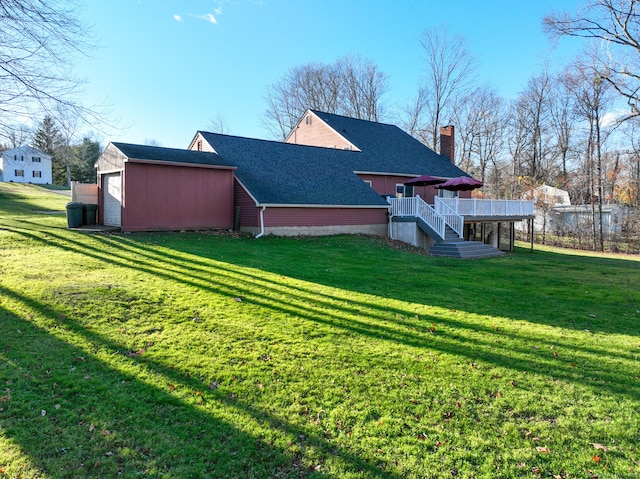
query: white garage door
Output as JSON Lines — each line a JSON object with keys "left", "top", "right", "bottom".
{"left": 103, "top": 173, "right": 122, "bottom": 227}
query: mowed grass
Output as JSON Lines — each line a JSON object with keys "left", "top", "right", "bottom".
{"left": 0, "top": 183, "right": 639, "bottom": 479}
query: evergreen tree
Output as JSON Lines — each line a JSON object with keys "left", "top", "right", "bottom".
{"left": 70, "top": 138, "right": 100, "bottom": 183}
{"left": 32, "top": 116, "right": 65, "bottom": 185}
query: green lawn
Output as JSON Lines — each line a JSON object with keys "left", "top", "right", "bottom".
{"left": 1, "top": 183, "right": 639, "bottom": 479}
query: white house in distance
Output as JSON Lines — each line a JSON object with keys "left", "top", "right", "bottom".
{"left": 0, "top": 146, "right": 53, "bottom": 184}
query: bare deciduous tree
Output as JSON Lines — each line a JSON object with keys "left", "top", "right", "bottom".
{"left": 208, "top": 113, "right": 232, "bottom": 135}
{"left": 562, "top": 53, "right": 614, "bottom": 251}
{"left": 544, "top": 0, "right": 640, "bottom": 119}
{"left": 511, "top": 71, "right": 557, "bottom": 184}
{"left": 263, "top": 55, "right": 389, "bottom": 140}
{"left": 413, "top": 26, "right": 478, "bottom": 151}
{"left": 455, "top": 86, "right": 505, "bottom": 187}
{"left": 0, "top": 0, "right": 88, "bottom": 116}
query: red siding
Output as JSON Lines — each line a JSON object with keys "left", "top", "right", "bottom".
{"left": 121, "top": 162, "right": 234, "bottom": 231}
{"left": 234, "top": 180, "right": 260, "bottom": 227}
{"left": 358, "top": 174, "right": 471, "bottom": 202}
{"left": 264, "top": 207, "right": 388, "bottom": 227}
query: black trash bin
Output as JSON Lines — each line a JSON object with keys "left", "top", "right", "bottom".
{"left": 66, "top": 202, "right": 84, "bottom": 228}
{"left": 83, "top": 204, "right": 98, "bottom": 226}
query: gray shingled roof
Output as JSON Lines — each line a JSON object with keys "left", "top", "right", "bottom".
{"left": 197, "top": 132, "right": 388, "bottom": 206}
{"left": 112, "top": 142, "right": 236, "bottom": 168}
{"left": 310, "top": 110, "right": 469, "bottom": 178}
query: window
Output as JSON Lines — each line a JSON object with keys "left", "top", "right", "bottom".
{"left": 363, "top": 180, "right": 372, "bottom": 187}
{"left": 32, "top": 171, "right": 42, "bottom": 178}
{"left": 305, "top": 115, "right": 311, "bottom": 125}
{"left": 20, "top": 155, "right": 24, "bottom": 161}
{"left": 196, "top": 140, "right": 202, "bottom": 151}
{"left": 15, "top": 170, "right": 24, "bottom": 177}
{"left": 395, "top": 184, "right": 414, "bottom": 198}
{"left": 32, "top": 156, "right": 41, "bottom": 162}
{"left": 437, "top": 188, "right": 458, "bottom": 199}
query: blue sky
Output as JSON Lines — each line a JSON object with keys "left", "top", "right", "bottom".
{"left": 76, "top": 0, "right": 585, "bottom": 148}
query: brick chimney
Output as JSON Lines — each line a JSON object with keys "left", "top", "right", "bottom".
{"left": 440, "top": 125, "right": 455, "bottom": 163}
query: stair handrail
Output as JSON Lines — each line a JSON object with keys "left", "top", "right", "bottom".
{"left": 415, "top": 195, "right": 445, "bottom": 240}
{"left": 434, "top": 196, "right": 464, "bottom": 238}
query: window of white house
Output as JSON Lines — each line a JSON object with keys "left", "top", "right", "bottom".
{"left": 20, "top": 156, "right": 24, "bottom": 161}
{"left": 32, "top": 171, "right": 42, "bottom": 178}
{"left": 32, "top": 156, "right": 41, "bottom": 162}
{"left": 395, "top": 184, "right": 414, "bottom": 198}
{"left": 15, "top": 170, "right": 24, "bottom": 177}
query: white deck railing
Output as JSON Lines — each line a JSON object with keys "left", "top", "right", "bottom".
{"left": 389, "top": 196, "right": 446, "bottom": 240}
{"left": 415, "top": 196, "right": 445, "bottom": 239}
{"left": 434, "top": 197, "right": 464, "bottom": 237}
{"left": 439, "top": 198, "right": 534, "bottom": 217}
{"left": 389, "top": 196, "right": 534, "bottom": 241}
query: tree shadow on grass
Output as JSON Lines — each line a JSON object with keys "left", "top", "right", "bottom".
{"left": 7, "top": 225, "right": 640, "bottom": 405}
{"left": 4, "top": 223, "right": 640, "bottom": 476}
{"left": 0, "top": 285, "right": 400, "bottom": 479}
{"left": 131, "top": 232, "right": 639, "bottom": 337}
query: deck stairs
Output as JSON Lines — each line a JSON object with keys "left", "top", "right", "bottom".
{"left": 390, "top": 196, "right": 505, "bottom": 259}
{"left": 425, "top": 225, "right": 505, "bottom": 259}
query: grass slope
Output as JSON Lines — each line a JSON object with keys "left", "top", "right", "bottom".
{"left": 1, "top": 183, "right": 639, "bottom": 478}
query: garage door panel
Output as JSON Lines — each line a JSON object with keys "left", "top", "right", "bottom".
{"left": 103, "top": 173, "right": 121, "bottom": 227}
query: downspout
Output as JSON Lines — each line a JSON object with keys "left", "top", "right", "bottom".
{"left": 255, "top": 206, "right": 266, "bottom": 238}
{"left": 388, "top": 203, "right": 394, "bottom": 240}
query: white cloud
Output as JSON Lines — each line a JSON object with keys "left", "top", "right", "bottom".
{"left": 190, "top": 13, "right": 218, "bottom": 24}
{"left": 173, "top": 14, "right": 183, "bottom": 22}
{"left": 601, "top": 107, "right": 628, "bottom": 128}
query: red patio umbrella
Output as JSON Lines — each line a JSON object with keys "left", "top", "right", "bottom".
{"left": 404, "top": 175, "right": 447, "bottom": 186}
{"left": 435, "top": 176, "right": 483, "bottom": 191}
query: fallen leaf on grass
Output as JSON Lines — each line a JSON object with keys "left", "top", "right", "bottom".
{"left": 536, "top": 446, "right": 550, "bottom": 454}
{"left": 591, "top": 443, "right": 610, "bottom": 452}
{"left": 593, "top": 455, "right": 601, "bottom": 462}
{"left": 41, "top": 410, "right": 46, "bottom": 416}
{"left": 233, "top": 297, "right": 242, "bottom": 302}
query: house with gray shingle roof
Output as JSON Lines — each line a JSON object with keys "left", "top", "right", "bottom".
{"left": 95, "top": 110, "right": 532, "bottom": 256}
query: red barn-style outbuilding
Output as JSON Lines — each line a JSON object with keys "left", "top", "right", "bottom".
{"left": 95, "top": 143, "right": 236, "bottom": 232}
